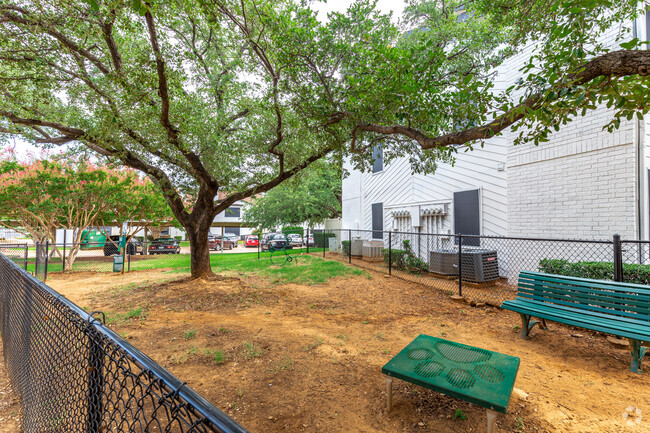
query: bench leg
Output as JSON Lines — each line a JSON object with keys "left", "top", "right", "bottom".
{"left": 629, "top": 339, "right": 647, "bottom": 374}
{"left": 520, "top": 314, "right": 547, "bottom": 339}
{"left": 386, "top": 377, "right": 393, "bottom": 412}
{"left": 486, "top": 409, "right": 498, "bottom": 433}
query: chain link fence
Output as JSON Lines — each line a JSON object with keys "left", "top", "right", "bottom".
{"left": 307, "top": 229, "right": 621, "bottom": 306}
{"left": 0, "top": 253, "right": 249, "bottom": 433}
{"left": 23, "top": 229, "right": 649, "bottom": 307}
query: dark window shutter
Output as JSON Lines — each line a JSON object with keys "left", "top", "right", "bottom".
{"left": 453, "top": 189, "right": 480, "bottom": 246}
{"left": 372, "top": 146, "right": 383, "bottom": 173}
{"left": 372, "top": 203, "right": 383, "bottom": 239}
{"left": 225, "top": 207, "right": 241, "bottom": 218}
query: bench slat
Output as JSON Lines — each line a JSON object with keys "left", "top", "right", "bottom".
{"left": 518, "top": 279, "right": 650, "bottom": 306}
{"left": 503, "top": 299, "right": 650, "bottom": 336}
{"left": 502, "top": 301, "right": 650, "bottom": 341}
{"left": 520, "top": 271, "right": 650, "bottom": 294}
{"left": 517, "top": 284, "right": 650, "bottom": 319}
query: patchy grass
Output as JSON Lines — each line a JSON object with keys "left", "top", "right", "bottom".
{"left": 105, "top": 306, "right": 148, "bottom": 325}
{"left": 242, "top": 341, "right": 263, "bottom": 359}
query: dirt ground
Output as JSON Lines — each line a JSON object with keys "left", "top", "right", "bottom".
{"left": 0, "top": 344, "right": 21, "bottom": 432}
{"left": 4, "top": 261, "right": 650, "bottom": 433}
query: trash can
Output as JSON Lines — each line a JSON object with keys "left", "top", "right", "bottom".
{"left": 113, "top": 255, "right": 124, "bottom": 272}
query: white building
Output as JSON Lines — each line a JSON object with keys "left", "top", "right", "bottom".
{"left": 342, "top": 16, "right": 648, "bottom": 243}
{"left": 210, "top": 192, "right": 254, "bottom": 239}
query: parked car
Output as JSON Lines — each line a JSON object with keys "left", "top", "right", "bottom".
{"left": 103, "top": 235, "right": 144, "bottom": 256}
{"left": 306, "top": 234, "right": 315, "bottom": 246}
{"left": 224, "top": 233, "right": 239, "bottom": 247}
{"left": 287, "top": 233, "right": 303, "bottom": 247}
{"left": 245, "top": 235, "right": 259, "bottom": 248}
{"left": 261, "top": 233, "right": 292, "bottom": 251}
{"left": 208, "top": 234, "right": 235, "bottom": 250}
{"left": 148, "top": 238, "right": 181, "bottom": 254}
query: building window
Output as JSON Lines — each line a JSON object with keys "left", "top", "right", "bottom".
{"left": 372, "top": 145, "right": 383, "bottom": 173}
{"left": 225, "top": 207, "right": 241, "bottom": 218}
{"left": 372, "top": 202, "right": 383, "bottom": 239}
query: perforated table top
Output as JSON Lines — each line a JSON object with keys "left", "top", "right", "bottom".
{"left": 382, "top": 334, "right": 520, "bottom": 414}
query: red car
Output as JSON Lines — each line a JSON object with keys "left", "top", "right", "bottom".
{"left": 245, "top": 235, "right": 259, "bottom": 248}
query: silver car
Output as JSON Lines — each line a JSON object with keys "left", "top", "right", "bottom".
{"left": 288, "top": 233, "right": 303, "bottom": 247}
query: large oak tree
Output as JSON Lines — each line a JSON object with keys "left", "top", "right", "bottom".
{"left": 0, "top": 0, "right": 648, "bottom": 278}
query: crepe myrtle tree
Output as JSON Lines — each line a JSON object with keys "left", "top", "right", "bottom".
{"left": 0, "top": 0, "right": 649, "bottom": 278}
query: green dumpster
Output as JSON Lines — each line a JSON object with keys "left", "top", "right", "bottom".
{"left": 113, "top": 255, "right": 124, "bottom": 272}
{"left": 81, "top": 229, "right": 107, "bottom": 249}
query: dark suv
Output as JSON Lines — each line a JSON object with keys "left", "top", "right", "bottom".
{"left": 103, "top": 236, "right": 144, "bottom": 256}
{"left": 260, "top": 233, "right": 292, "bottom": 251}
{"left": 148, "top": 238, "right": 181, "bottom": 255}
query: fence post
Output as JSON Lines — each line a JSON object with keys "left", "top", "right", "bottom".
{"left": 306, "top": 228, "right": 309, "bottom": 254}
{"left": 257, "top": 234, "right": 260, "bottom": 260}
{"left": 34, "top": 241, "right": 40, "bottom": 277}
{"left": 62, "top": 230, "right": 67, "bottom": 272}
{"left": 388, "top": 231, "right": 392, "bottom": 275}
{"left": 86, "top": 326, "right": 104, "bottom": 431}
{"left": 323, "top": 231, "right": 326, "bottom": 259}
{"left": 23, "top": 244, "right": 28, "bottom": 271}
{"left": 44, "top": 240, "right": 49, "bottom": 282}
{"left": 348, "top": 229, "right": 352, "bottom": 264}
{"left": 128, "top": 251, "right": 131, "bottom": 272}
{"left": 457, "top": 234, "right": 463, "bottom": 297}
{"left": 613, "top": 234, "right": 623, "bottom": 282}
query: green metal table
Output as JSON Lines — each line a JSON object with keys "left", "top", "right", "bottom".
{"left": 382, "top": 334, "right": 520, "bottom": 433}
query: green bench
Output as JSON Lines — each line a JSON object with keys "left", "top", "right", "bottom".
{"left": 502, "top": 271, "right": 650, "bottom": 373}
{"left": 382, "top": 334, "right": 520, "bottom": 433}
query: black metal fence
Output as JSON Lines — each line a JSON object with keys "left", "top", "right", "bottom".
{"left": 309, "top": 229, "right": 641, "bottom": 306}
{"left": 19, "top": 230, "right": 650, "bottom": 306}
{"left": 0, "top": 252, "right": 249, "bottom": 433}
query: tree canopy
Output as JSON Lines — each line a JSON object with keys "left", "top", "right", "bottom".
{"left": 0, "top": 155, "right": 174, "bottom": 268}
{"left": 243, "top": 160, "right": 341, "bottom": 230}
{"left": 0, "top": 0, "right": 647, "bottom": 277}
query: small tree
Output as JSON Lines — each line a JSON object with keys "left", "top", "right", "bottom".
{"left": 243, "top": 161, "right": 341, "bottom": 230}
{"left": 0, "top": 156, "right": 174, "bottom": 268}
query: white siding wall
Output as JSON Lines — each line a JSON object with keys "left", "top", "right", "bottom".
{"left": 342, "top": 17, "right": 644, "bottom": 242}
{"left": 504, "top": 20, "right": 641, "bottom": 240}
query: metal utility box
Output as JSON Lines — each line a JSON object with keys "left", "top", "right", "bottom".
{"left": 362, "top": 240, "right": 384, "bottom": 261}
{"left": 429, "top": 249, "right": 499, "bottom": 283}
{"left": 329, "top": 237, "right": 340, "bottom": 253}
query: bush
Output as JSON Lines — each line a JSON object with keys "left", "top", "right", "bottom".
{"left": 382, "top": 240, "right": 428, "bottom": 273}
{"left": 174, "top": 236, "right": 183, "bottom": 241}
{"left": 313, "top": 232, "right": 335, "bottom": 248}
{"left": 538, "top": 259, "right": 650, "bottom": 285}
{"left": 341, "top": 240, "right": 350, "bottom": 255}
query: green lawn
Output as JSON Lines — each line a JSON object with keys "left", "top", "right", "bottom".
{"left": 34, "top": 248, "right": 353, "bottom": 286}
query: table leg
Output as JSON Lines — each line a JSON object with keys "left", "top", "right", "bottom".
{"left": 386, "top": 377, "right": 393, "bottom": 412}
{"left": 486, "top": 409, "right": 498, "bottom": 433}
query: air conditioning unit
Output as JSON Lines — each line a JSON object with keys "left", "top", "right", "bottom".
{"left": 351, "top": 238, "right": 364, "bottom": 256}
{"left": 429, "top": 249, "right": 500, "bottom": 283}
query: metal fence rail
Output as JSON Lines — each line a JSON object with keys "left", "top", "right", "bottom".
{"left": 313, "top": 229, "right": 620, "bottom": 305}
{"left": 23, "top": 229, "right": 650, "bottom": 306}
{"left": 0, "top": 252, "right": 249, "bottom": 433}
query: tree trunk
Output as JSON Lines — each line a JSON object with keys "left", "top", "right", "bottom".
{"left": 186, "top": 214, "right": 214, "bottom": 279}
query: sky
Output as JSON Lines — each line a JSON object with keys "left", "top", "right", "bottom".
{"left": 7, "top": 0, "right": 408, "bottom": 160}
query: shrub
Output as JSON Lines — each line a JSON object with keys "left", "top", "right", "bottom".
{"left": 313, "top": 232, "right": 336, "bottom": 248}
{"left": 174, "top": 236, "right": 183, "bottom": 241}
{"left": 382, "top": 240, "right": 428, "bottom": 273}
{"left": 341, "top": 240, "right": 350, "bottom": 255}
{"left": 538, "top": 259, "right": 650, "bottom": 285}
